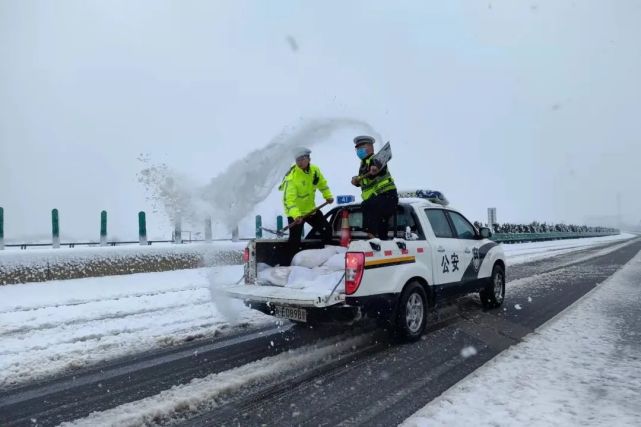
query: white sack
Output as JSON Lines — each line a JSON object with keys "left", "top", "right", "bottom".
{"left": 287, "top": 266, "right": 345, "bottom": 292}
{"left": 257, "top": 266, "right": 291, "bottom": 287}
{"left": 322, "top": 252, "right": 346, "bottom": 271}
{"left": 291, "top": 245, "right": 344, "bottom": 269}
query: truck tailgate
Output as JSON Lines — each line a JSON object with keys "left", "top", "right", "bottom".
{"left": 223, "top": 284, "right": 345, "bottom": 308}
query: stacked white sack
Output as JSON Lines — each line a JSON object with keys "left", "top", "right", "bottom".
{"left": 257, "top": 246, "right": 347, "bottom": 291}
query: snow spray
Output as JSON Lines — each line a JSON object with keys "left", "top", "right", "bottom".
{"left": 137, "top": 118, "right": 381, "bottom": 234}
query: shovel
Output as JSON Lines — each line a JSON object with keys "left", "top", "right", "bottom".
{"left": 266, "top": 202, "right": 331, "bottom": 237}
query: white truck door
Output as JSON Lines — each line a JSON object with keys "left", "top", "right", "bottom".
{"left": 446, "top": 210, "right": 484, "bottom": 286}
{"left": 424, "top": 208, "right": 464, "bottom": 289}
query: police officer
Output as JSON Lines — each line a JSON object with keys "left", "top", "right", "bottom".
{"left": 351, "top": 136, "right": 398, "bottom": 240}
{"left": 279, "top": 148, "right": 334, "bottom": 250}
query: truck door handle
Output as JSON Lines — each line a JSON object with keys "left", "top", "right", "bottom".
{"left": 465, "top": 248, "right": 471, "bottom": 254}
{"left": 437, "top": 247, "right": 445, "bottom": 253}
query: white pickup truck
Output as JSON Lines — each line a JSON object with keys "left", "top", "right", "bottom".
{"left": 224, "top": 193, "right": 506, "bottom": 341}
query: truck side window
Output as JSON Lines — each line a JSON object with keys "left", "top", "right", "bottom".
{"left": 425, "top": 209, "right": 454, "bottom": 238}
{"left": 448, "top": 211, "right": 476, "bottom": 239}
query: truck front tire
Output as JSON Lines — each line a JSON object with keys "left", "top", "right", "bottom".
{"left": 394, "top": 281, "right": 427, "bottom": 342}
{"left": 480, "top": 264, "right": 505, "bottom": 309}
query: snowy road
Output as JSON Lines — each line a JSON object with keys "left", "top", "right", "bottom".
{"left": 0, "top": 235, "right": 640, "bottom": 426}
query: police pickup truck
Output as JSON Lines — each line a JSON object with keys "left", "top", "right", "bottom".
{"left": 224, "top": 191, "right": 506, "bottom": 342}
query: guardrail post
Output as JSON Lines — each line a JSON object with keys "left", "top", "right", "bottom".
{"left": 277, "top": 215, "right": 283, "bottom": 232}
{"left": 232, "top": 226, "right": 239, "bottom": 242}
{"left": 52, "top": 208, "right": 60, "bottom": 248}
{"left": 0, "top": 206, "right": 4, "bottom": 250}
{"left": 174, "top": 212, "right": 182, "bottom": 244}
{"left": 205, "top": 217, "right": 212, "bottom": 242}
{"left": 100, "top": 210, "right": 107, "bottom": 246}
{"left": 138, "top": 211, "right": 147, "bottom": 245}
{"left": 255, "top": 215, "right": 262, "bottom": 238}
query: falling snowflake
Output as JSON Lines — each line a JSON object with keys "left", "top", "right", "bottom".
{"left": 460, "top": 346, "right": 477, "bottom": 358}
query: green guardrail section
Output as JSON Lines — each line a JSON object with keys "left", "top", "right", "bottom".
{"left": 491, "top": 231, "right": 620, "bottom": 243}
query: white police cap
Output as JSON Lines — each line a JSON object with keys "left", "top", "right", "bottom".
{"left": 353, "top": 135, "right": 375, "bottom": 147}
{"left": 294, "top": 147, "right": 311, "bottom": 160}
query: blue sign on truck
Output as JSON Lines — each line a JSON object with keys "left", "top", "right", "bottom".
{"left": 337, "top": 195, "right": 356, "bottom": 204}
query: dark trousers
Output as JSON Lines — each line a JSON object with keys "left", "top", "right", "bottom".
{"left": 287, "top": 210, "right": 333, "bottom": 252}
{"left": 362, "top": 189, "right": 399, "bottom": 240}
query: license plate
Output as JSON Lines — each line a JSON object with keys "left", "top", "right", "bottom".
{"left": 274, "top": 305, "right": 307, "bottom": 322}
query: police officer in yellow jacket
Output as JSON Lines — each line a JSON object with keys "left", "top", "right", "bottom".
{"left": 279, "top": 148, "right": 334, "bottom": 249}
{"left": 351, "top": 135, "right": 398, "bottom": 240}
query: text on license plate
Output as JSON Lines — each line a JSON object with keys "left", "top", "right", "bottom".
{"left": 274, "top": 305, "right": 307, "bottom": 322}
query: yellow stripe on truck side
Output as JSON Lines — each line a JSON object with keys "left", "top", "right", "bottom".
{"left": 364, "top": 255, "right": 416, "bottom": 269}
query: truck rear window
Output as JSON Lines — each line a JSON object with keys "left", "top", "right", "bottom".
{"left": 326, "top": 205, "right": 424, "bottom": 239}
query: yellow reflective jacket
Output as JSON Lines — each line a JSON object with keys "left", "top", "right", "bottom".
{"left": 278, "top": 164, "right": 333, "bottom": 218}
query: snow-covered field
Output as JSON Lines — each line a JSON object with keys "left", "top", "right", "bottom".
{"left": 0, "top": 233, "right": 637, "bottom": 389}
{"left": 402, "top": 242, "right": 641, "bottom": 426}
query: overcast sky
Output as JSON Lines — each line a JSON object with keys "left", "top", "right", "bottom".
{"left": 1, "top": 0, "right": 640, "bottom": 242}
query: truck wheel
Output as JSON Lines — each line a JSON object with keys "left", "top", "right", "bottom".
{"left": 480, "top": 264, "right": 505, "bottom": 309}
{"left": 394, "top": 281, "right": 427, "bottom": 342}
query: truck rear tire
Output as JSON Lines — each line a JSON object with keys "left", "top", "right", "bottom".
{"left": 480, "top": 264, "right": 505, "bottom": 309}
{"left": 394, "top": 281, "right": 427, "bottom": 342}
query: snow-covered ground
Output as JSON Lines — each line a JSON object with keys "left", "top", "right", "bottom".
{"left": 403, "top": 245, "right": 641, "bottom": 426}
{"left": 502, "top": 232, "right": 636, "bottom": 265}
{"left": 0, "top": 267, "right": 270, "bottom": 389}
{"left": 0, "top": 233, "right": 637, "bottom": 389}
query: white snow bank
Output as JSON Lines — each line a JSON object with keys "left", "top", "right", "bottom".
{"left": 0, "top": 242, "right": 245, "bottom": 285}
{"left": 0, "top": 266, "right": 270, "bottom": 388}
{"left": 0, "top": 241, "right": 244, "bottom": 265}
{"left": 403, "top": 247, "right": 641, "bottom": 427}
{"left": 503, "top": 232, "right": 636, "bottom": 265}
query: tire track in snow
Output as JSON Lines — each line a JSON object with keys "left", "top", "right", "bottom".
{"left": 59, "top": 332, "right": 377, "bottom": 427}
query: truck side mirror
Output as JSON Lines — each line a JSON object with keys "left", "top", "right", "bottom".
{"left": 479, "top": 227, "right": 491, "bottom": 239}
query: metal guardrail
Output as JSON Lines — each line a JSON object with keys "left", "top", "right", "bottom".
{"left": 491, "top": 231, "right": 620, "bottom": 243}
{"left": 2, "top": 238, "right": 253, "bottom": 250}
{"left": 4, "top": 232, "right": 622, "bottom": 249}
{"left": 0, "top": 206, "right": 273, "bottom": 251}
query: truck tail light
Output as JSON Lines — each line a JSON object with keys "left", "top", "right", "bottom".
{"left": 242, "top": 247, "right": 250, "bottom": 263}
{"left": 345, "top": 252, "right": 365, "bottom": 295}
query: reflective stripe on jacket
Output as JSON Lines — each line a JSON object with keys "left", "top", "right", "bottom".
{"left": 358, "top": 156, "right": 396, "bottom": 201}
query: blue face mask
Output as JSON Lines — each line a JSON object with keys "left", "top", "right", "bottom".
{"left": 356, "top": 147, "right": 368, "bottom": 160}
